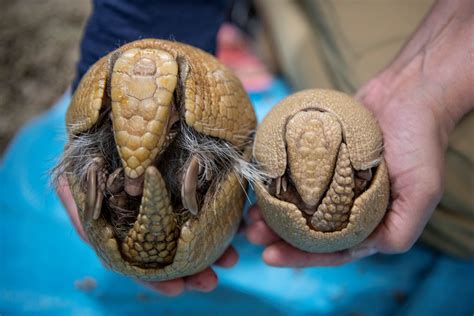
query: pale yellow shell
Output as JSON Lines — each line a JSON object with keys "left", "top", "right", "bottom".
{"left": 253, "top": 89, "right": 389, "bottom": 252}
{"left": 65, "top": 39, "right": 256, "bottom": 280}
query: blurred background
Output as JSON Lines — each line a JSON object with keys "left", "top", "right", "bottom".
{"left": 0, "top": 0, "right": 90, "bottom": 154}
{"left": 0, "top": 0, "right": 472, "bottom": 315}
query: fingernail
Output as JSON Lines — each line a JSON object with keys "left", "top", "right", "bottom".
{"left": 263, "top": 247, "right": 279, "bottom": 266}
{"left": 350, "top": 246, "right": 378, "bottom": 259}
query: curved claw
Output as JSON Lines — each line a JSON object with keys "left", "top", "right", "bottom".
{"left": 273, "top": 176, "right": 288, "bottom": 196}
{"left": 281, "top": 176, "right": 288, "bottom": 193}
{"left": 275, "top": 176, "right": 282, "bottom": 196}
{"left": 182, "top": 155, "right": 200, "bottom": 215}
{"left": 93, "top": 189, "right": 103, "bottom": 220}
{"left": 85, "top": 164, "right": 97, "bottom": 223}
{"left": 107, "top": 168, "right": 124, "bottom": 194}
{"left": 85, "top": 158, "right": 105, "bottom": 224}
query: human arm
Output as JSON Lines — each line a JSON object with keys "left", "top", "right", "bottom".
{"left": 245, "top": 0, "right": 474, "bottom": 266}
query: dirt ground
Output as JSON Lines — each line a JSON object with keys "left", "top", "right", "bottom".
{"left": 0, "top": 0, "right": 91, "bottom": 154}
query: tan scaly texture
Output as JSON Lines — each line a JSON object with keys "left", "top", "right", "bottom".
{"left": 253, "top": 89, "right": 389, "bottom": 252}
{"left": 67, "top": 39, "right": 256, "bottom": 146}
{"left": 285, "top": 110, "right": 342, "bottom": 207}
{"left": 64, "top": 39, "right": 255, "bottom": 280}
{"left": 121, "top": 166, "right": 179, "bottom": 266}
{"left": 68, "top": 168, "right": 245, "bottom": 280}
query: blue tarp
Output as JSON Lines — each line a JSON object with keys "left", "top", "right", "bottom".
{"left": 1, "top": 80, "right": 473, "bottom": 315}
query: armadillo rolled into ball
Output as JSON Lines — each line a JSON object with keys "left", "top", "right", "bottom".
{"left": 253, "top": 89, "right": 390, "bottom": 253}
{"left": 56, "top": 39, "right": 257, "bottom": 280}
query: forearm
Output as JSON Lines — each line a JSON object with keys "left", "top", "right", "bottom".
{"left": 388, "top": 0, "right": 472, "bottom": 73}
{"left": 368, "top": 0, "right": 474, "bottom": 136}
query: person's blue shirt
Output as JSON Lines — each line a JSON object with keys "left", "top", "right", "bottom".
{"left": 73, "top": 0, "right": 231, "bottom": 91}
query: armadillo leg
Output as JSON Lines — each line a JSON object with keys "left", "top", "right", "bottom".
{"left": 354, "top": 169, "right": 373, "bottom": 196}
{"left": 106, "top": 167, "right": 124, "bottom": 194}
{"left": 121, "top": 166, "right": 178, "bottom": 267}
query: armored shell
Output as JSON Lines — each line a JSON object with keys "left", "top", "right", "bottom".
{"left": 253, "top": 89, "right": 389, "bottom": 252}
{"left": 63, "top": 39, "right": 256, "bottom": 280}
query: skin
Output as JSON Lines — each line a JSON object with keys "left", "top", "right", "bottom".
{"left": 58, "top": 0, "right": 473, "bottom": 295}
{"left": 245, "top": 0, "right": 474, "bottom": 266}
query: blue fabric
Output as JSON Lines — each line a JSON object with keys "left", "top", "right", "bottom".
{"left": 1, "top": 81, "right": 473, "bottom": 315}
{"left": 73, "top": 0, "right": 231, "bottom": 91}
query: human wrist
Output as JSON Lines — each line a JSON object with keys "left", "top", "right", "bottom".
{"left": 363, "top": 0, "right": 474, "bottom": 135}
{"left": 358, "top": 66, "right": 451, "bottom": 151}
{"left": 380, "top": 20, "right": 472, "bottom": 136}
{"left": 398, "top": 0, "right": 474, "bottom": 125}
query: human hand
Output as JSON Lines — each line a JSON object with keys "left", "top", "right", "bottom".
{"left": 245, "top": 0, "right": 474, "bottom": 267}
{"left": 244, "top": 72, "right": 449, "bottom": 267}
{"left": 56, "top": 176, "right": 238, "bottom": 296}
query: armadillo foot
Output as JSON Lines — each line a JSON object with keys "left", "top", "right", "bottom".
{"left": 354, "top": 169, "right": 373, "bottom": 196}
{"left": 107, "top": 168, "right": 124, "bottom": 194}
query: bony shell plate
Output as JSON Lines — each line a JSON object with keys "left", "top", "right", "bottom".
{"left": 253, "top": 89, "right": 390, "bottom": 252}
